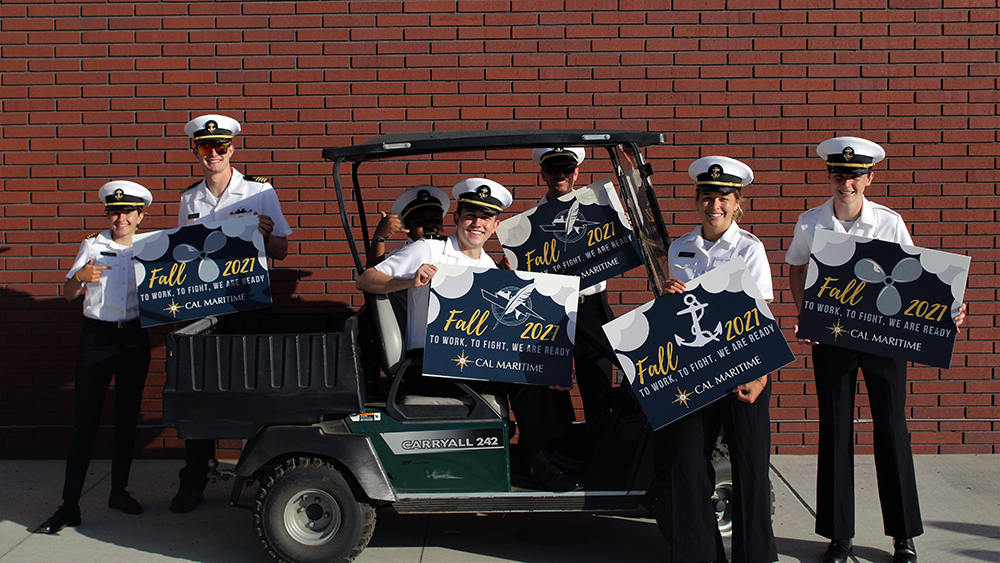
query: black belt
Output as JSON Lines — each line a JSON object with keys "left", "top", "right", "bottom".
{"left": 83, "top": 317, "right": 141, "bottom": 330}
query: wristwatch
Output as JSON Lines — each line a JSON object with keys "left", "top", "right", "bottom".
{"left": 373, "top": 235, "right": 387, "bottom": 243}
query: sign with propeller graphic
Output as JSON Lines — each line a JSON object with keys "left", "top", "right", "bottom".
{"left": 796, "top": 229, "right": 970, "bottom": 369}
{"left": 423, "top": 265, "right": 579, "bottom": 387}
{"left": 131, "top": 215, "right": 272, "bottom": 327}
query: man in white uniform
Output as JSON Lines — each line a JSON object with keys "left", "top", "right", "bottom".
{"left": 787, "top": 137, "right": 919, "bottom": 563}
{"left": 366, "top": 185, "right": 450, "bottom": 267}
{"left": 531, "top": 147, "right": 616, "bottom": 440}
{"left": 357, "top": 178, "right": 580, "bottom": 492}
{"left": 171, "top": 114, "right": 293, "bottom": 514}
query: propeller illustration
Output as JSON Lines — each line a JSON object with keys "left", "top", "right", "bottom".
{"left": 854, "top": 257, "right": 922, "bottom": 316}
{"left": 172, "top": 230, "right": 228, "bottom": 282}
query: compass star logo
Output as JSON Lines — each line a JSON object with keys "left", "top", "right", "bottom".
{"left": 673, "top": 389, "right": 692, "bottom": 408}
{"left": 164, "top": 300, "right": 181, "bottom": 317}
{"left": 827, "top": 320, "right": 847, "bottom": 339}
{"left": 453, "top": 350, "right": 471, "bottom": 371}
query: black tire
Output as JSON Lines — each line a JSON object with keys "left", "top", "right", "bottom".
{"left": 254, "top": 457, "right": 375, "bottom": 563}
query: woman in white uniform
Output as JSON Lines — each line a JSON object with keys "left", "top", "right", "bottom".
{"left": 36, "top": 181, "right": 153, "bottom": 534}
{"left": 656, "top": 157, "right": 778, "bottom": 563}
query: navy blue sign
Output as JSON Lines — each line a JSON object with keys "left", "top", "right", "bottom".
{"left": 131, "top": 216, "right": 271, "bottom": 327}
{"left": 424, "top": 265, "right": 579, "bottom": 387}
{"left": 796, "top": 230, "right": 969, "bottom": 369}
{"left": 496, "top": 179, "right": 644, "bottom": 289}
{"left": 602, "top": 259, "right": 794, "bottom": 431}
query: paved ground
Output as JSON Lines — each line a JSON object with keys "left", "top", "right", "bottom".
{"left": 1, "top": 455, "right": 997, "bottom": 563}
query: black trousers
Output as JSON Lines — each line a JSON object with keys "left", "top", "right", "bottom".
{"left": 656, "top": 382, "right": 777, "bottom": 563}
{"left": 179, "top": 438, "right": 216, "bottom": 492}
{"left": 812, "top": 343, "right": 922, "bottom": 540}
{"left": 571, "top": 291, "right": 615, "bottom": 430}
{"left": 62, "top": 317, "right": 150, "bottom": 504}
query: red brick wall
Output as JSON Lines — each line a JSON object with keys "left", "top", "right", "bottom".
{"left": 1, "top": 1, "right": 997, "bottom": 459}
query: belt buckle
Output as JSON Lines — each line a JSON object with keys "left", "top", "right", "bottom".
{"left": 579, "top": 294, "right": 585, "bottom": 304}
{"left": 117, "top": 321, "right": 127, "bottom": 329}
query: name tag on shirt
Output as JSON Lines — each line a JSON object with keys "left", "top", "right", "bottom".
{"left": 101, "top": 251, "right": 116, "bottom": 257}
{"left": 187, "top": 213, "right": 200, "bottom": 220}
{"left": 678, "top": 251, "right": 695, "bottom": 257}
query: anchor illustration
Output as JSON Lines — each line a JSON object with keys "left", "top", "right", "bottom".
{"left": 674, "top": 293, "right": 722, "bottom": 348}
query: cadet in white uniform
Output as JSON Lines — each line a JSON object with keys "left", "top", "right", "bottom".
{"left": 366, "top": 185, "right": 450, "bottom": 267}
{"left": 358, "top": 178, "right": 580, "bottom": 492}
{"left": 37, "top": 181, "right": 153, "bottom": 534}
{"left": 171, "top": 114, "right": 293, "bottom": 514}
{"left": 531, "top": 147, "right": 616, "bottom": 439}
{"left": 658, "top": 157, "right": 778, "bottom": 563}
{"left": 787, "top": 137, "right": 925, "bottom": 563}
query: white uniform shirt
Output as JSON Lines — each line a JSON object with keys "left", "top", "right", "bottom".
{"left": 535, "top": 194, "right": 606, "bottom": 295}
{"left": 67, "top": 230, "right": 140, "bottom": 322}
{"left": 668, "top": 221, "right": 774, "bottom": 302}
{"left": 374, "top": 234, "right": 497, "bottom": 351}
{"left": 785, "top": 196, "right": 911, "bottom": 266}
{"left": 177, "top": 169, "right": 292, "bottom": 238}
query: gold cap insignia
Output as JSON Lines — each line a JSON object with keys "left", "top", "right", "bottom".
{"left": 114, "top": 189, "right": 124, "bottom": 201}
{"left": 709, "top": 164, "right": 723, "bottom": 180}
{"left": 206, "top": 121, "right": 217, "bottom": 133}
{"left": 417, "top": 189, "right": 429, "bottom": 201}
{"left": 843, "top": 147, "right": 854, "bottom": 161}
{"left": 476, "top": 185, "right": 491, "bottom": 198}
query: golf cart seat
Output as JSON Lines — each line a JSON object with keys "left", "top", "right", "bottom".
{"left": 367, "top": 292, "right": 508, "bottom": 421}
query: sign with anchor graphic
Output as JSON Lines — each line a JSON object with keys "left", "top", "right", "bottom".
{"left": 495, "top": 178, "right": 644, "bottom": 289}
{"left": 796, "top": 229, "right": 969, "bottom": 368}
{"left": 423, "top": 265, "right": 579, "bottom": 386}
{"left": 131, "top": 215, "right": 271, "bottom": 327}
{"left": 602, "top": 258, "right": 794, "bottom": 430}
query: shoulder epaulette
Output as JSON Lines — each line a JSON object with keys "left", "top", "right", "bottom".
{"left": 249, "top": 176, "right": 272, "bottom": 185}
{"left": 182, "top": 180, "right": 202, "bottom": 192}
{"left": 85, "top": 232, "right": 100, "bottom": 239}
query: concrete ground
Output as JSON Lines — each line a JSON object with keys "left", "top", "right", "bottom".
{"left": 1, "top": 455, "right": 997, "bottom": 563}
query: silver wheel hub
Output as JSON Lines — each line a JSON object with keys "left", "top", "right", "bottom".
{"left": 283, "top": 488, "right": 342, "bottom": 546}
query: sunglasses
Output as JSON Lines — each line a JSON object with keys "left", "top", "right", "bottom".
{"left": 196, "top": 142, "right": 232, "bottom": 156}
{"left": 542, "top": 163, "right": 577, "bottom": 175}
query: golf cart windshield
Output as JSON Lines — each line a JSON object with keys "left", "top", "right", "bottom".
{"left": 323, "top": 130, "right": 673, "bottom": 296}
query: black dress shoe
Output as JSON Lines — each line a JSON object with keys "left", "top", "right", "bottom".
{"left": 892, "top": 537, "right": 917, "bottom": 563}
{"left": 822, "top": 539, "right": 853, "bottom": 563}
{"left": 35, "top": 505, "right": 81, "bottom": 534}
{"left": 523, "top": 453, "right": 582, "bottom": 492}
{"left": 108, "top": 489, "right": 143, "bottom": 514}
{"left": 169, "top": 487, "right": 204, "bottom": 514}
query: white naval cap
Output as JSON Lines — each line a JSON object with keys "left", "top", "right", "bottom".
{"left": 390, "top": 185, "right": 451, "bottom": 223}
{"left": 531, "top": 147, "right": 586, "bottom": 166}
{"left": 688, "top": 156, "right": 754, "bottom": 194}
{"left": 816, "top": 136, "right": 885, "bottom": 175}
{"left": 184, "top": 114, "right": 241, "bottom": 144}
{"left": 98, "top": 180, "right": 153, "bottom": 212}
{"left": 451, "top": 178, "right": 512, "bottom": 216}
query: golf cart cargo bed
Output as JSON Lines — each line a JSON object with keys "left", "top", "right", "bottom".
{"left": 164, "top": 312, "right": 363, "bottom": 440}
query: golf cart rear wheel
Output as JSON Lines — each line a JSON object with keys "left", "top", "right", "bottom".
{"left": 712, "top": 457, "right": 734, "bottom": 538}
{"left": 254, "top": 457, "right": 374, "bottom": 563}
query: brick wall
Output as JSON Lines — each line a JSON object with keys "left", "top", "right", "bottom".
{"left": 1, "top": 1, "right": 997, "bottom": 459}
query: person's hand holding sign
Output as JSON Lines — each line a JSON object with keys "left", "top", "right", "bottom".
{"left": 734, "top": 375, "right": 768, "bottom": 404}
{"left": 662, "top": 277, "right": 687, "bottom": 295}
{"left": 410, "top": 264, "right": 438, "bottom": 288}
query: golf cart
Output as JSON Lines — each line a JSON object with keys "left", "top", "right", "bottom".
{"left": 164, "top": 130, "right": 742, "bottom": 563}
